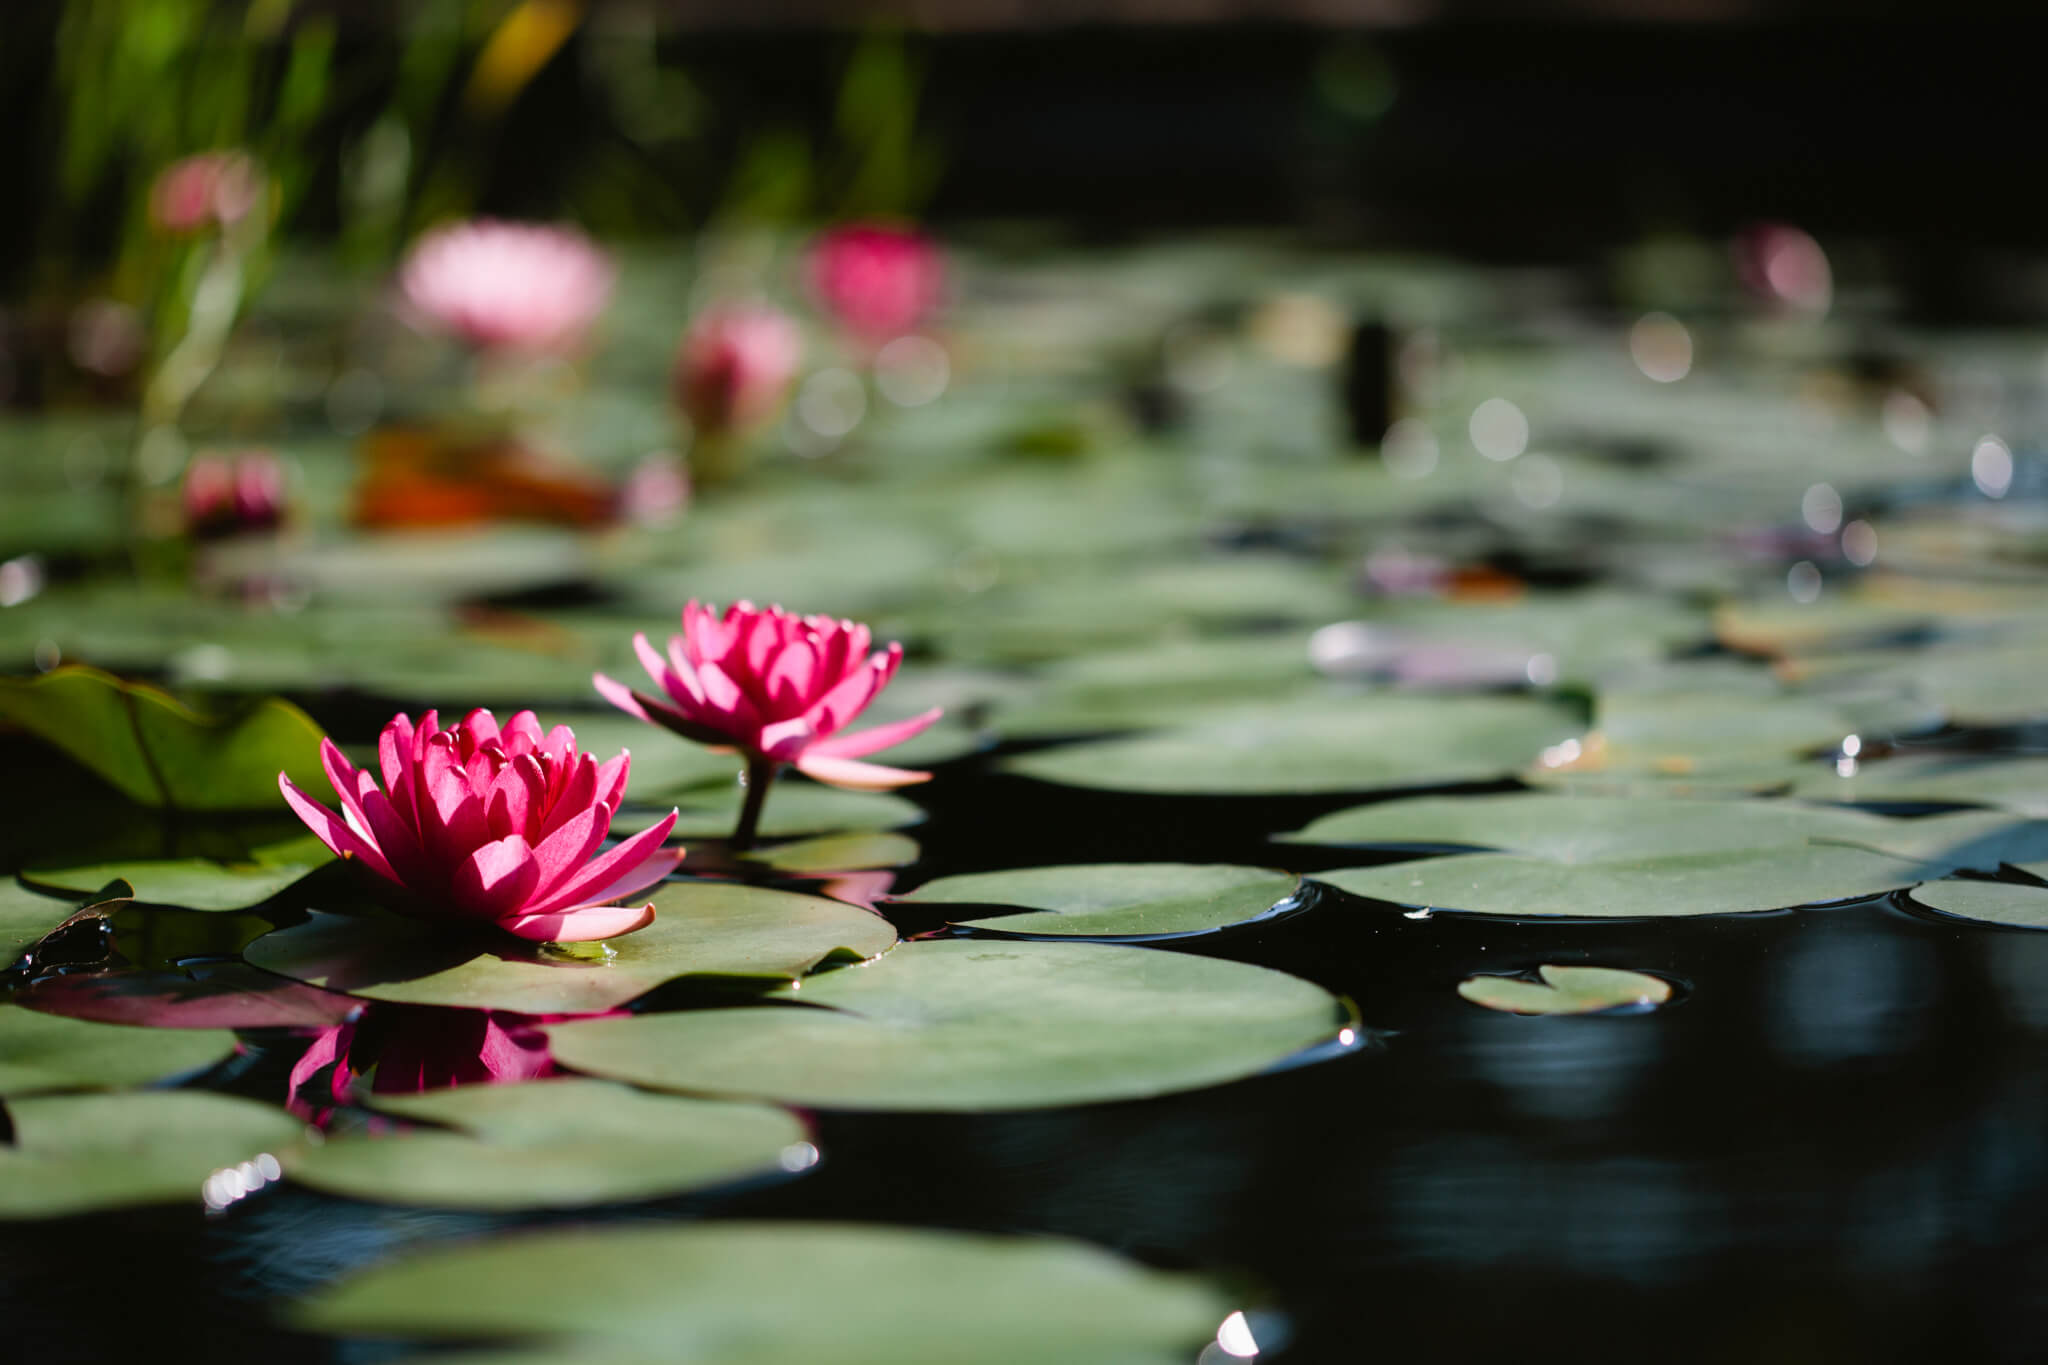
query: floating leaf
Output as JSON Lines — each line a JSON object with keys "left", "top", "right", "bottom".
{"left": 283, "top": 1078, "right": 807, "bottom": 1210}
{"left": 247, "top": 881, "right": 897, "bottom": 1014}
{"left": 0, "top": 1090, "right": 305, "bottom": 1218}
{"left": 1909, "top": 880, "right": 2048, "bottom": 930}
{"left": 1320, "top": 844, "right": 1930, "bottom": 918}
{"left": 899, "top": 863, "right": 1299, "bottom": 938}
{"left": 1001, "top": 695, "right": 1584, "bottom": 795}
{"left": 1458, "top": 965, "right": 1673, "bottom": 1015}
{"left": 0, "top": 882, "right": 76, "bottom": 964}
{"left": 1788, "top": 754, "right": 2048, "bottom": 817}
{"left": 1820, "top": 809, "right": 2048, "bottom": 874}
{"left": 20, "top": 850, "right": 325, "bottom": 911}
{"left": 1553, "top": 688, "right": 1942, "bottom": 779}
{"left": 615, "top": 783, "right": 925, "bottom": 839}
{"left": 1283, "top": 793, "right": 1898, "bottom": 859}
{"left": 548, "top": 939, "right": 1347, "bottom": 1111}
{"left": 0, "top": 665, "right": 326, "bottom": 811}
{"left": 293, "top": 1221, "right": 1229, "bottom": 1363}
{"left": 0, "top": 1004, "right": 238, "bottom": 1095}
{"left": 747, "top": 832, "right": 920, "bottom": 874}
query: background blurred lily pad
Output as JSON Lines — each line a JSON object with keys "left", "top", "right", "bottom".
{"left": 900, "top": 862, "right": 1299, "bottom": 938}
{"left": 1909, "top": 878, "right": 2048, "bottom": 929}
{"left": 1458, "top": 964, "right": 1673, "bottom": 1014}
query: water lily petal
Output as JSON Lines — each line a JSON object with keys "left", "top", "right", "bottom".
{"left": 522, "top": 812, "right": 680, "bottom": 916}
{"left": 804, "top": 707, "right": 944, "bottom": 760}
{"left": 795, "top": 753, "right": 933, "bottom": 791}
{"left": 530, "top": 803, "right": 610, "bottom": 898}
{"left": 449, "top": 835, "right": 541, "bottom": 921}
{"left": 499, "top": 900, "right": 656, "bottom": 943}
{"left": 759, "top": 717, "right": 814, "bottom": 760}
{"left": 593, "top": 752, "right": 630, "bottom": 813}
{"left": 279, "top": 775, "right": 400, "bottom": 883}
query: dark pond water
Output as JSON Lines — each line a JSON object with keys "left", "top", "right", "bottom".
{"left": 7, "top": 713, "right": 2047, "bottom": 1364}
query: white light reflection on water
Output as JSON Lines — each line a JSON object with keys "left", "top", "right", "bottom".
{"left": 874, "top": 334, "right": 949, "bottom": 407}
{"left": 1215, "top": 1310, "right": 1259, "bottom": 1357}
{"left": 1787, "top": 561, "right": 1823, "bottom": 603}
{"left": 1801, "top": 482, "right": 1844, "bottom": 535}
{"left": 1511, "top": 454, "right": 1563, "bottom": 508}
{"left": 1841, "top": 519, "right": 1878, "bottom": 566}
{"left": 202, "top": 1152, "right": 284, "bottom": 1213}
{"left": 1469, "top": 398, "right": 1528, "bottom": 461}
{"left": 1629, "top": 312, "right": 1692, "bottom": 383}
{"left": 1882, "top": 390, "right": 1931, "bottom": 454}
{"left": 0, "top": 554, "right": 44, "bottom": 607}
{"left": 1380, "top": 418, "right": 1438, "bottom": 479}
{"left": 778, "top": 1141, "right": 821, "bottom": 1173}
{"left": 1972, "top": 435, "right": 2013, "bottom": 498}
{"left": 1469, "top": 1016, "right": 1660, "bottom": 1122}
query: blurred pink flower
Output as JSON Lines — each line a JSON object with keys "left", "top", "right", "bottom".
{"left": 183, "top": 450, "right": 286, "bottom": 539}
{"left": 149, "top": 151, "right": 261, "bottom": 235}
{"left": 279, "top": 709, "right": 680, "bottom": 942}
{"left": 807, "top": 222, "right": 944, "bottom": 345}
{"left": 595, "top": 600, "right": 941, "bottom": 791}
{"left": 674, "top": 303, "right": 803, "bottom": 435}
{"left": 1733, "top": 223, "right": 1832, "bottom": 316}
{"left": 399, "top": 219, "right": 616, "bottom": 352}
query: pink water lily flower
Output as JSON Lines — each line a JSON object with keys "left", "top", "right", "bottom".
{"left": 279, "top": 709, "right": 680, "bottom": 943}
{"left": 399, "top": 219, "right": 616, "bottom": 353}
{"left": 150, "top": 151, "right": 262, "bottom": 235}
{"left": 595, "top": 599, "right": 941, "bottom": 801}
{"left": 675, "top": 302, "right": 804, "bottom": 436}
{"left": 807, "top": 222, "right": 945, "bottom": 346}
{"left": 182, "top": 450, "right": 285, "bottom": 539}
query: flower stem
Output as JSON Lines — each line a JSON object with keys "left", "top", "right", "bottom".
{"left": 731, "top": 756, "right": 779, "bottom": 853}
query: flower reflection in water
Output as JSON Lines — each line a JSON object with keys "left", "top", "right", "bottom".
{"left": 287, "top": 1003, "right": 604, "bottom": 1122}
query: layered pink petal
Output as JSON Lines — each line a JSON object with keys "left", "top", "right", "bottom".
{"left": 530, "top": 803, "right": 610, "bottom": 897}
{"left": 803, "top": 706, "right": 943, "bottom": 760}
{"left": 499, "top": 900, "right": 656, "bottom": 943}
{"left": 449, "top": 835, "right": 542, "bottom": 920}
{"left": 795, "top": 753, "right": 933, "bottom": 790}
{"left": 522, "top": 812, "right": 680, "bottom": 915}
{"left": 279, "top": 775, "right": 399, "bottom": 883}
{"left": 593, "top": 671, "right": 654, "bottom": 724}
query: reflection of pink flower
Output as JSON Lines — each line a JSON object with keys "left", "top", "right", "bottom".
{"left": 182, "top": 451, "right": 286, "bottom": 539}
{"left": 675, "top": 303, "right": 803, "bottom": 435}
{"left": 150, "top": 152, "right": 261, "bottom": 235}
{"left": 279, "top": 709, "right": 680, "bottom": 942}
{"left": 807, "top": 222, "right": 944, "bottom": 345}
{"left": 288, "top": 1004, "right": 580, "bottom": 1118}
{"left": 399, "top": 220, "right": 615, "bottom": 352}
{"left": 595, "top": 600, "right": 941, "bottom": 790}
{"left": 1733, "top": 223, "right": 1831, "bottom": 316}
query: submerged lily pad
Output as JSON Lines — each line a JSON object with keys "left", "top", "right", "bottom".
{"left": 1459, "top": 965, "right": 1673, "bottom": 1015}
{"left": 899, "top": 863, "right": 1299, "bottom": 938}
{"left": 1001, "top": 695, "right": 1584, "bottom": 795}
{"left": 547, "top": 939, "right": 1347, "bottom": 1111}
{"left": 1321, "top": 844, "right": 1931, "bottom": 918}
{"left": 283, "top": 1078, "right": 807, "bottom": 1210}
{"left": 0, "top": 1090, "right": 305, "bottom": 1218}
{"left": 0, "top": 1005, "right": 238, "bottom": 1096}
{"left": 1908, "top": 879, "right": 2048, "bottom": 929}
{"left": 0, "top": 665, "right": 326, "bottom": 811}
{"left": 247, "top": 882, "right": 897, "bottom": 1014}
{"left": 294, "top": 1221, "right": 1229, "bottom": 1364}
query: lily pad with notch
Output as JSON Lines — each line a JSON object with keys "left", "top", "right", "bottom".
{"left": 1908, "top": 879, "right": 2048, "bottom": 930}
{"left": 897, "top": 863, "right": 1300, "bottom": 938}
{"left": 1459, "top": 964, "right": 1674, "bottom": 1015}
{"left": 246, "top": 880, "right": 897, "bottom": 1014}
{"left": 547, "top": 938, "right": 1350, "bottom": 1111}
{"left": 283, "top": 1078, "right": 808, "bottom": 1210}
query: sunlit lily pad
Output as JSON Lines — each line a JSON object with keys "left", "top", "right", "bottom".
{"left": 283, "top": 1078, "right": 807, "bottom": 1209}
{"left": 1001, "top": 695, "right": 1584, "bottom": 795}
{"left": 1320, "top": 844, "right": 1931, "bottom": 918}
{"left": 1553, "top": 689, "right": 1942, "bottom": 778}
{"left": 0, "top": 1004, "right": 238, "bottom": 1096}
{"left": 1787, "top": 754, "right": 2048, "bottom": 817}
{"left": 1908, "top": 879, "right": 2048, "bottom": 929}
{"left": 0, "top": 1090, "right": 306, "bottom": 1218}
{"left": 899, "top": 863, "right": 1299, "bottom": 938}
{"left": 547, "top": 939, "right": 1347, "bottom": 1111}
{"left": 1282, "top": 793, "right": 1900, "bottom": 858}
{"left": 294, "top": 1221, "right": 1229, "bottom": 1363}
{"left": 20, "top": 848, "right": 326, "bottom": 911}
{"left": 1822, "top": 809, "right": 2048, "bottom": 873}
{"left": 1458, "top": 965, "right": 1673, "bottom": 1015}
{"left": 0, "top": 665, "right": 327, "bottom": 811}
{"left": 247, "top": 882, "right": 897, "bottom": 1013}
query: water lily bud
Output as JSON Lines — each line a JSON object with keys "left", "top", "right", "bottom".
{"left": 149, "top": 151, "right": 261, "bottom": 235}
{"left": 807, "top": 222, "right": 945, "bottom": 346}
{"left": 399, "top": 219, "right": 616, "bottom": 353}
{"left": 674, "top": 303, "right": 803, "bottom": 435}
{"left": 183, "top": 450, "right": 285, "bottom": 540}
{"left": 279, "top": 709, "right": 682, "bottom": 943}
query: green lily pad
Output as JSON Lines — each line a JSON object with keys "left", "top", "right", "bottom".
{"left": 0, "top": 1004, "right": 239, "bottom": 1095}
{"left": 747, "top": 832, "right": 921, "bottom": 874}
{"left": 293, "top": 1221, "right": 1230, "bottom": 1364}
{"left": 283, "top": 1078, "right": 808, "bottom": 1210}
{"left": 624, "top": 782, "right": 925, "bottom": 839}
{"left": 1458, "top": 964, "right": 1673, "bottom": 1015}
{"left": 0, "top": 665, "right": 327, "bottom": 811}
{"left": 1000, "top": 695, "right": 1584, "bottom": 795}
{"left": 1908, "top": 879, "right": 2048, "bottom": 929}
{"left": 1, "top": 881, "right": 78, "bottom": 964}
{"left": 899, "top": 863, "right": 1299, "bottom": 938}
{"left": 246, "top": 882, "right": 897, "bottom": 1014}
{"left": 1282, "top": 792, "right": 1900, "bottom": 859}
{"left": 0, "top": 1090, "right": 306, "bottom": 1218}
{"left": 20, "top": 847, "right": 326, "bottom": 911}
{"left": 548, "top": 939, "right": 1347, "bottom": 1111}
{"left": 1820, "top": 809, "right": 2048, "bottom": 873}
{"left": 1787, "top": 754, "right": 2048, "bottom": 817}
{"left": 989, "top": 634, "right": 1321, "bottom": 738}
{"left": 1567, "top": 688, "right": 1942, "bottom": 778}
{"left": 1320, "top": 843, "right": 1931, "bottom": 918}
